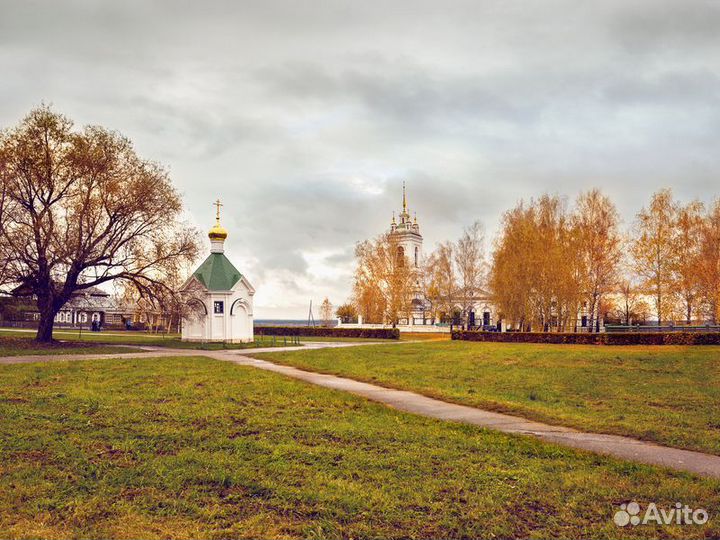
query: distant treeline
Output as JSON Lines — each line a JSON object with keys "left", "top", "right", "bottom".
{"left": 351, "top": 188, "right": 720, "bottom": 332}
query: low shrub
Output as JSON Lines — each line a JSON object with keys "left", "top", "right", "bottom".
{"left": 254, "top": 326, "right": 400, "bottom": 340}
{"left": 451, "top": 331, "right": 720, "bottom": 345}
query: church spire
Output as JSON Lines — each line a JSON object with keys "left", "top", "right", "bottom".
{"left": 208, "top": 198, "right": 228, "bottom": 253}
{"left": 389, "top": 182, "right": 421, "bottom": 236}
{"left": 399, "top": 181, "right": 410, "bottom": 223}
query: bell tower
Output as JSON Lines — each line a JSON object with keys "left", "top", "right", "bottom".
{"left": 389, "top": 182, "right": 423, "bottom": 268}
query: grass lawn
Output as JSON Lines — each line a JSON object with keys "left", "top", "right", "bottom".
{"left": 399, "top": 331, "right": 450, "bottom": 341}
{"left": 293, "top": 336, "right": 383, "bottom": 343}
{"left": 0, "top": 326, "right": 426, "bottom": 348}
{"left": 0, "top": 328, "right": 303, "bottom": 350}
{"left": 0, "top": 356, "right": 717, "bottom": 539}
{"left": 0, "top": 337, "right": 144, "bottom": 357}
{"left": 256, "top": 341, "right": 720, "bottom": 456}
{"left": 0, "top": 327, "right": 398, "bottom": 348}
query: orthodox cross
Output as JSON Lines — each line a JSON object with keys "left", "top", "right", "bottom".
{"left": 214, "top": 199, "right": 223, "bottom": 222}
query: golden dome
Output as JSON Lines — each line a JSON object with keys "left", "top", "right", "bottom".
{"left": 208, "top": 221, "right": 228, "bottom": 241}
{"left": 208, "top": 198, "right": 227, "bottom": 241}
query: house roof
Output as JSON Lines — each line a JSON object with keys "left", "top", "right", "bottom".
{"left": 191, "top": 253, "right": 243, "bottom": 291}
{"left": 11, "top": 283, "right": 110, "bottom": 298}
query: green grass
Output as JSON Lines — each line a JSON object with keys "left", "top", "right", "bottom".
{"left": 0, "top": 327, "right": 392, "bottom": 348}
{"left": 256, "top": 341, "right": 720, "bottom": 456}
{"left": 0, "top": 356, "right": 718, "bottom": 538}
{"left": 294, "top": 335, "right": 383, "bottom": 343}
{"left": 399, "top": 331, "right": 451, "bottom": 341}
{"left": 0, "top": 328, "right": 302, "bottom": 350}
{"left": 0, "top": 337, "right": 144, "bottom": 357}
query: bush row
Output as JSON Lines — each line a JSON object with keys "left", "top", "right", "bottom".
{"left": 254, "top": 326, "right": 400, "bottom": 340}
{"left": 451, "top": 331, "right": 720, "bottom": 345}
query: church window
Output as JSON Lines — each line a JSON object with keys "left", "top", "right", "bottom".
{"left": 414, "top": 246, "right": 418, "bottom": 267}
{"left": 397, "top": 246, "right": 405, "bottom": 267}
{"left": 214, "top": 301, "right": 224, "bottom": 314}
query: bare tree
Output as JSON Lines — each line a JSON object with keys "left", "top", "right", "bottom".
{"left": 120, "top": 259, "right": 202, "bottom": 334}
{"left": 454, "top": 221, "right": 485, "bottom": 327}
{"left": 616, "top": 278, "right": 650, "bottom": 325}
{"left": 0, "top": 106, "right": 200, "bottom": 342}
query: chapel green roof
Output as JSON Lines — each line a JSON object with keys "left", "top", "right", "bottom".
{"left": 192, "top": 253, "right": 242, "bottom": 291}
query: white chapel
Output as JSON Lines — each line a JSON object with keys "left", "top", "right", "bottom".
{"left": 180, "top": 200, "right": 255, "bottom": 343}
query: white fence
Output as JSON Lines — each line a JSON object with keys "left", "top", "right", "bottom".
{"left": 337, "top": 318, "right": 451, "bottom": 333}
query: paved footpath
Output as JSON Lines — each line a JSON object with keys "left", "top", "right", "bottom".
{"left": 2, "top": 342, "right": 720, "bottom": 480}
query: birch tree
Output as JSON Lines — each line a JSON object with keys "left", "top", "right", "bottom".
{"left": 572, "top": 189, "right": 622, "bottom": 332}
{"left": 319, "top": 297, "right": 334, "bottom": 327}
{"left": 616, "top": 277, "right": 651, "bottom": 325}
{"left": 428, "top": 242, "right": 456, "bottom": 322}
{"left": 631, "top": 189, "right": 677, "bottom": 323}
{"left": 454, "top": 221, "right": 485, "bottom": 326}
{"left": 490, "top": 195, "right": 581, "bottom": 331}
{"left": 353, "top": 233, "right": 414, "bottom": 325}
{"left": 698, "top": 199, "right": 720, "bottom": 323}
{"left": 673, "top": 200, "right": 704, "bottom": 323}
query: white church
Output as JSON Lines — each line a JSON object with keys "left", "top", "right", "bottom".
{"left": 339, "top": 184, "right": 498, "bottom": 332}
{"left": 180, "top": 201, "right": 255, "bottom": 342}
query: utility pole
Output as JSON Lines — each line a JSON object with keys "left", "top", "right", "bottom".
{"left": 307, "top": 300, "right": 315, "bottom": 327}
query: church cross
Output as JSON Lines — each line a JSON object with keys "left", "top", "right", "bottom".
{"left": 214, "top": 199, "right": 223, "bottom": 222}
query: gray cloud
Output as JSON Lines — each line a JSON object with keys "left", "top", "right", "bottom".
{"left": 2, "top": 0, "right": 720, "bottom": 317}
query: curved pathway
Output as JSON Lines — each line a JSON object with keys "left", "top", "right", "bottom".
{"left": 2, "top": 341, "right": 720, "bottom": 480}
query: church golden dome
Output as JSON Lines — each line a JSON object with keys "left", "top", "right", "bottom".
{"left": 208, "top": 199, "right": 228, "bottom": 241}
{"left": 208, "top": 222, "right": 228, "bottom": 241}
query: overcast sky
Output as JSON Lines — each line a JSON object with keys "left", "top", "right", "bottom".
{"left": 2, "top": 0, "right": 719, "bottom": 318}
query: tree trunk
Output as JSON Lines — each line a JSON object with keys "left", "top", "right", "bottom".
{"left": 36, "top": 302, "right": 57, "bottom": 343}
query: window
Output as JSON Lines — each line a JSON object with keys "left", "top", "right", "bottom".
{"left": 414, "top": 246, "right": 419, "bottom": 267}
{"left": 214, "top": 301, "right": 224, "bottom": 314}
{"left": 396, "top": 246, "right": 405, "bottom": 267}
